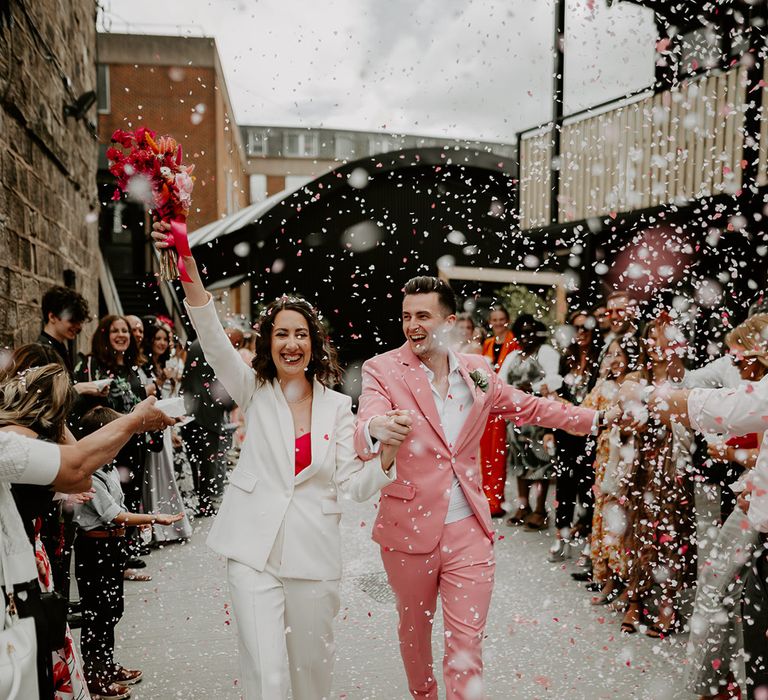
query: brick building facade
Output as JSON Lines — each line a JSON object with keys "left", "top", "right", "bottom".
{"left": 95, "top": 33, "right": 250, "bottom": 320}
{"left": 97, "top": 34, "right": 250, "bottom": 231}
{"left": 0, "top": 1, "right": 99, "bottom": 349}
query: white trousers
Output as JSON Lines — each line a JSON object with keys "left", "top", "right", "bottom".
{"left": 227, "top": 558, "right": 341, "bottom": 700}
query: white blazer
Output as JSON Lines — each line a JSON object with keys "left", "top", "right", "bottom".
{"left": 185, "top": 296, "right": 395, "bottom": 580}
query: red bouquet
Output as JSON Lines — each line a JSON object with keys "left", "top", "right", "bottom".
{"left": 107, "top": 127, "right": 195, "bottom": 282}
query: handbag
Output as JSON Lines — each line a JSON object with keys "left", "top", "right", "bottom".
{"left": 0, "top": 548, "right": 39, "bottom": 700}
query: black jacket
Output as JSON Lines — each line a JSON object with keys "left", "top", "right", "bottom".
{"left": 180, "top": 340, "right": 234, "bottom": 434}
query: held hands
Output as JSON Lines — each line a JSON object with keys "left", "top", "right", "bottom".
{"left": 369, "top": 409, "right": 413, "bottom": 446}
{"left": 371, "top": 410, "right": 412, "bottom": 474}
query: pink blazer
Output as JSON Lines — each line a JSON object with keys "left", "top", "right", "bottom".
{"left": 354, "top": 343, "right": 597, "bottom": 554}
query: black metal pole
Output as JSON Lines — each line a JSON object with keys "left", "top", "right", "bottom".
{"left": 551, "top": 0, "right": 565, "bottom": 228}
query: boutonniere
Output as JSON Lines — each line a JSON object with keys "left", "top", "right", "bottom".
{"left": 469, "top": 368, "right": 490, "bottom": 393}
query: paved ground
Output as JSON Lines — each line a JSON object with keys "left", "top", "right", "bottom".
{"left": 73, "top": 487, "right": 720, "bottom": 700}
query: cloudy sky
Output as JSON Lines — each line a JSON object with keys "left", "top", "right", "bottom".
{"left": 98, "top": 0, "right": 657, "bottom": 143}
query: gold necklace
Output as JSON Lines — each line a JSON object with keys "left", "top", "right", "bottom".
{"left": 287, "top": 392, "right": 312, "bottom": 405}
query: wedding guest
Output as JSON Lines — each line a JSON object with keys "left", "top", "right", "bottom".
{"left": 141, "top": 322, "right": 193, "bottom": 544}
{"left": 549, "top": 310, "right": 602, "bottom": 562}
{"left": 153, "top": 221, "right": 402, "bottom": 700}
{"left": 75, "top": 314, "right": 153, "bottom": 578}
{"left": 680, "top": 316, "right": 768, "bottom": 700}
{"left": 584, "top": 333, "right": 639, "bottom": 604}
{"left": 180, "top": 334, "right": 234, "bottom": 517}
{"left": 37, "top": 285, "right": 90, "bottom": 381}
{"left": 500, "top": 314, "right": 562, "bottom": 531}
{"left": 598, "top": 291, "right": 639, "bottom": 362}
{"left": 1, "top": 364, "right": 88, "bottom": 699}
{"left": 619, "top": 316, "right": 697, "bottom": 637}
{"left": 479, "top": 305, "right": 519, "bottom": 516}
{"left": 74, "top": 406, "right": 183, "bottom": 700}
{"left": 37, "top": 289, "right": 106, "bottom": 610}
{"left": 0, "top": 370, "right": 174, "bottom": 699}
{"left": 162, "top": 335, "right": 198, "bottom": 514}
{"left": 125, "top": 315, "right": 145, "bottom": 354}
{"left": 618, "top": 366, "right": 768, "bottom": 698}
{"left": 453, "top": 313, "right": 483, "bottom": 354}
{"left": 593, "top": 304, "right": 611, "bottom": 340}
{"left": 685, "top": 314, "right": 768, "bottom": 523}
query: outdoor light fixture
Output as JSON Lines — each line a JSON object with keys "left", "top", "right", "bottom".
{"left": 64, "top": 90, "right": 96, "bottom": 120}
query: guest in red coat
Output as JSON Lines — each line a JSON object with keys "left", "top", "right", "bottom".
{"left": 479, "top": 305, "right": 518, "bottom": 516}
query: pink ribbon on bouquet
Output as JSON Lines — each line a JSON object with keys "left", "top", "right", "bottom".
{"left": 168, "top": 217, "right": 193, "bottom": 283}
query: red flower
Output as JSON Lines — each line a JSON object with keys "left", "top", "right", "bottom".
{"left": 133, "top": 126, "right": 157, "bottom": 147}
{"left": 110, "top": 129, "right": 135, "bottom": 149}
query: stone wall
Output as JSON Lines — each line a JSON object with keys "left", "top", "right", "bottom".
{"left": 0, "top": 1, "right": 99, "bottom": 349}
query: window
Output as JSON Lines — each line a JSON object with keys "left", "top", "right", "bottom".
{"left": 246, "top": 129, "right": 269, "bottom": 157}
{"left": 97, "top": 64, "right": 110, "bottom": 114}
{"left": 282, "top": 131, "right": 319, "bottom": 157}
{"left": 335, "top": 134, "right": 357, "bottom": 160}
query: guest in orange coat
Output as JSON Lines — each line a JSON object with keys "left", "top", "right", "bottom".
{"left": 480, "top": 305, "right": 519, "bottom": 516}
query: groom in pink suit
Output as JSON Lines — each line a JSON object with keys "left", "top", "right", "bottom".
{"left": 354, "top": 277, "right": 598, "bottom": 699}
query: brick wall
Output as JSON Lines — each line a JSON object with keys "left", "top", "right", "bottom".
{"left": 98, "top": 63, "right": 221, "bottom": 230}
{"left": 0, "top": 1, "right": 99, "bottom": 349}
{"left": 98, "top": 37, "right": 250, "bottom": 231}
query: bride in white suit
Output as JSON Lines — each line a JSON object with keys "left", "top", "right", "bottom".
{"left": 153, "top": 224, "right": 406, "bottom": 700}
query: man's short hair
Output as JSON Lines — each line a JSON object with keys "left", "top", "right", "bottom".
{"left": 41, "top": 286, "right": 90, "bottom": 325}
{"left": 403, "top": 276, "right": 457, "bottom": 315}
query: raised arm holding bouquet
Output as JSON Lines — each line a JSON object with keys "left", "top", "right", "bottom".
{"left": 108, "top": 127, "right": 195, "bottom": 281}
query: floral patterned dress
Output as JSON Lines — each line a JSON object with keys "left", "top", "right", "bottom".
{"left": 621, "top": 415, "right": 697, "bottom": 601}
{"left": 35, "top": 524, "right": 91, "bottom": 700}
{"left": 585, "top": 379, "right": 631, "bottom": 584}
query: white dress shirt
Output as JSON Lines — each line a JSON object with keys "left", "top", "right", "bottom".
{"left": 687, "top": 377, "right": 768, "bottom": 532}
{"left": 420, "top": 353, "right": 475, "bottom": 524}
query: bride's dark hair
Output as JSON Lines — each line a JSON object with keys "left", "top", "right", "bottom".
{"left": 251, "top": 296, "right": 342, "bottom": 388}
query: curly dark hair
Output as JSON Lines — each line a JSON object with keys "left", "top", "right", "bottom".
{"left": 41, "top": 285, "right": 90, "bottom": 325}
{"left": 251, "top": 296, "right": 342, "bottom": 388}
{"left": 90, "top": 315, "right": 139, "bottom": 371}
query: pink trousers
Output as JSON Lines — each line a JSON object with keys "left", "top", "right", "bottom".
{"left": 380, "top": 516, "right": 495, "bottom": 700}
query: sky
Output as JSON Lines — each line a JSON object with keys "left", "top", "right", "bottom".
{"left": 98, "top": 0, "right": 658, "bottom": 143}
